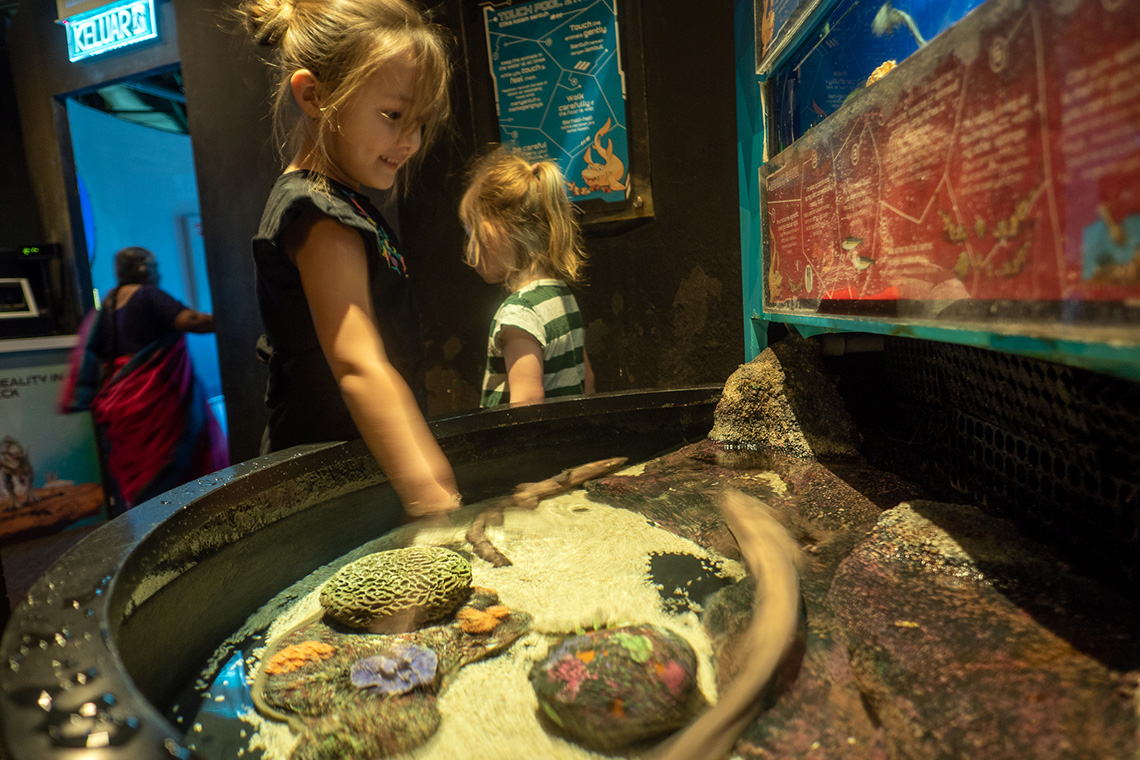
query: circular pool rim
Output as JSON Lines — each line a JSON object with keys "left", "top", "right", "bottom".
{"left": 0, "top": 387, "right": 721, "bottom": 759}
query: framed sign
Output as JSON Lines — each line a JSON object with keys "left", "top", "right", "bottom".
{"left": 466, "top": 0, "right": 653, "bottom": 227}
{"left": 61, "top": 0, "right": 159, "bottom": 63}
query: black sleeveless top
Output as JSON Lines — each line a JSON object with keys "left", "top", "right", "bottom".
{"left": 253, "top": 170, "right": 425, "bottom": 452}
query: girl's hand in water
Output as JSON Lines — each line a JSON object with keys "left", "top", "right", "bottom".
{"left": 403, "top": 485, "right": 462, "bottom": 518}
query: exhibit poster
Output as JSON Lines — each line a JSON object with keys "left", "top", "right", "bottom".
{"left": 484, "top": 0, "right": 630, "bottom": 204}
{"left": 0, "top": 346, "right": 106, "bottom": 545}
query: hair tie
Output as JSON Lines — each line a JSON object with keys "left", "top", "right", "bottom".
{"left": 529, "top": 162, "right": 541, "bottom": 176}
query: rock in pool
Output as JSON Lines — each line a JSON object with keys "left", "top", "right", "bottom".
{"left": 530, "top": 623, "right": 701, "bottom": 750}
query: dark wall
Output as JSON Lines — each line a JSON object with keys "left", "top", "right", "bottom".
{"left": 580, "top": 1, "right": 743, "bottom": 390}
{"left": 0, "top": 19, "right": 40, "bottom": 248}
{"left": 402, "top": 0, "right": 745, "bottom": 411}
{"left": 175, "top": 3, "right": 277, "bottom": 462}
{"left": 6, "top": 0, "right": 743, "bottom": 463}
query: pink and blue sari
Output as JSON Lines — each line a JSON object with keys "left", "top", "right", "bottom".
{"left": 61, "top": 310, "right": 229, "bottom": 510}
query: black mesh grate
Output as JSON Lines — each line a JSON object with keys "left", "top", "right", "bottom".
{"left": 837, "top": 336, "right": 1140, "bottom": 585}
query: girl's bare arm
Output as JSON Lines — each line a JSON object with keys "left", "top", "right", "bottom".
{"left": 501, "top": 325, "right": 546, "bottom": 405}
{"left": 289, "top": 211, "right": 458, "bottom": 516}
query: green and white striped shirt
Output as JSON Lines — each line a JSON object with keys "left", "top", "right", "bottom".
{"left": 480, "top": 279, "right": 587, "bottom": 407}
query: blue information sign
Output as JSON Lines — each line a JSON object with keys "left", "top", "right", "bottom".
{"left": 484, "top": 0, "right": 630, "bottom": 204}
{"left": 64, "top": 0, "right": 158, "bottom": 63}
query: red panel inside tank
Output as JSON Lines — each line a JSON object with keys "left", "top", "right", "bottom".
{"left": 764, "top": 0, "right": 1140, "bottom": 307}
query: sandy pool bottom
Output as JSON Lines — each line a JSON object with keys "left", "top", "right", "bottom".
{"left": 227, "top": 484, "right": 746, "bottom": 760}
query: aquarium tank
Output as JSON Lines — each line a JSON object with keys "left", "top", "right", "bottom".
{"left": 737, "top": 0, "right": 1140, "bottom": 381}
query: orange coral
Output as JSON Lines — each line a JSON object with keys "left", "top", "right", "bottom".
{"left": 457, "top": 604, "right": 511, "bottom": 634}
{"left": 866, "top": 59, "right": 896, "bottom": 87}
{"left": 265, "top": 640, "right": 336, "bottom": 675}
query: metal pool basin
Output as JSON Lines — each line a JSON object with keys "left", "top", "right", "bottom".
{"left": 0, "top": 387, "right": 720, "bottom": 760}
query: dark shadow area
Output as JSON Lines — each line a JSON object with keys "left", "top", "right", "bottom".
{"left": 907, "top": 499, "right": 1140, "bottom": 673}
{"left": 825, "top": 337, "right": 1140, "bottom": 672}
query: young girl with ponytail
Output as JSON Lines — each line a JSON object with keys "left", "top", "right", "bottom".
{"left": 460, "top": 147, "right": 595, "bottom": 407}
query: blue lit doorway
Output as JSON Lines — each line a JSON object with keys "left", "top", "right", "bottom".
{"left": 64, "top": 66, "right": 227, "bottom": 437}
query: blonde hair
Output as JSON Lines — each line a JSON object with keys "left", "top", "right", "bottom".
{"left": 240, "top": 0, "right": 451, "bottom": 192}
{"left": 460, "top": 146, "right": 586, "bottom": 290}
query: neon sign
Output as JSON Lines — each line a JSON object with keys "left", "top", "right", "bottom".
{"left": 63, "top": 0, "right": 158, "bottom": 63}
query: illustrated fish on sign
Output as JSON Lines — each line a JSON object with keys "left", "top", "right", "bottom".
{"left": 842, "top": 236, "right": 874, "bottom": 269}
{"left": 1098, "top": 203, "right": 1126, "bottom": 247}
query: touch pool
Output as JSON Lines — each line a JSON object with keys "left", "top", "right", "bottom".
{"left": 0, "top": 387, "right": 723, "bottom": 759}
{"left": 176, "top": 386, "right": 1140, "bottom": 760}
{"left": 177, "top": 477, "right": 761, "bottom": 759}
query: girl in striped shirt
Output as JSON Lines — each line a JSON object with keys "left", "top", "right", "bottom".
{"left": 460, "top": 147, "right": 595, "bottom": 407}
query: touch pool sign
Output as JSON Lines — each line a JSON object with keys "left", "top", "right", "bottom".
{"left": 63, "top": 0, "right": 158, "bottom": 63}
{"left": 484, "top": 0, "right": 631, "bottom": 204}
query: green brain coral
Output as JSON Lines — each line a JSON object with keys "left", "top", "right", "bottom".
{"left": 319, "top": 547, "right": 473, "bottom": 633}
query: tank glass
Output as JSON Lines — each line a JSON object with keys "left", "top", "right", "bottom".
{"left": 768, "top": 0, "right": 987, "bottom": 151}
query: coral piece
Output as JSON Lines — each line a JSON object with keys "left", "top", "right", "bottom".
{"left": 530, "top": 624, "right": 701, "bottom": 750}
{"left": 319, "top": 546, "right": 472, "bottom": 632}
{"left": 265, "top": 641, "right": 337, "bottom": 675}
{"left": 351, "top": 644, "right": 438, "bottom": 696}
{"left": 293, "top": 692, "right": 440, "bottom": 760}
{"left": 255, "top": 587, "right": 533, "bottom": 758}
{"left": 865, "top": 59, "right": 896, "bottom": 86}
{"left": 456, "top": 604, "right": 510, "bottom": 634}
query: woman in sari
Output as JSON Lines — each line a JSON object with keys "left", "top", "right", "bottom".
{"left": 61, "top": 246, "right": 229, "bottom": 512}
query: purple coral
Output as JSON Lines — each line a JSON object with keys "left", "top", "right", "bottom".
{"left": 351, "top": 644, "right": 438, "bottom": 696}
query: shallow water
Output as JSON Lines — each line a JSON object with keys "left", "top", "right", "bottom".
{"left": 174, "top": 471, "right": 749, "bottom": 760}
{"left": 172, "top": 445, "right": 1140, "bottom": 760}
